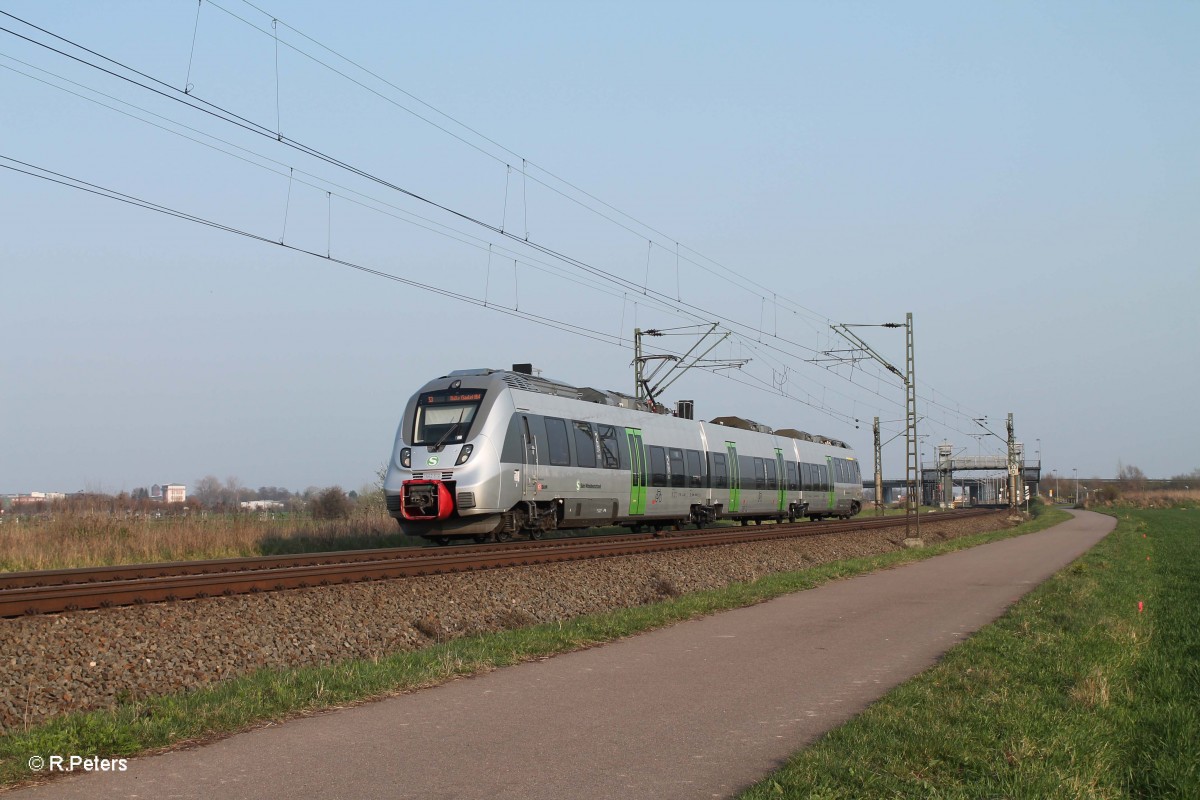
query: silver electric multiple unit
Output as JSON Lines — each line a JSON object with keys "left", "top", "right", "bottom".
{"left": 384, "top": 367, "right": 864, "bottom": 544}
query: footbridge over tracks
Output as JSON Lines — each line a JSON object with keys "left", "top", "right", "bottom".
{"left": 865, "top": 457, "right": 1042, "bottom": 507}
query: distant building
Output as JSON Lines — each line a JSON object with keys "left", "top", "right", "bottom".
{"left": 150, "top": 484, "right": 187, "bottom": 503}
{"left": 9, "top": 491, "right": 67, "bottom": 506}
{"left": 240, "top": 500, "right": 285, "bottom": 510}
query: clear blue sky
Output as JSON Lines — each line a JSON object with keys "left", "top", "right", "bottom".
{"left": 2, "top": 1, "right": 1197, "bottom": 494}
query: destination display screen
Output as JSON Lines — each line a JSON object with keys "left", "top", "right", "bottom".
{"left": 423, "top": 392, "right": 483, "bottom": 404}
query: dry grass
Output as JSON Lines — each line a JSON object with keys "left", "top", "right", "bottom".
{"left": 1100, "top": 488, "right": 1200, "bottom": 509}
{"left": 0, "top": 508, "right": 415, "bottom": 572}
{"left": 1070, "top": 667, "right": 1112, "bottom": 709}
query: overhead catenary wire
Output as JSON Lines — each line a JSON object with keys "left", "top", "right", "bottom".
{"left": 0, "top": 152, "right": 862, "bottom": 426}
{"left": 0, "top": 50, "right": 965, "bottom": 432}
{"left": 0, "top": 153, "right": 623, "bottom": 346}
{"left": 0, "top": 6, "right": 955, "bottom": 424}
{"left": 0, "top": 17, "right": 886, "bottom": 388}
{"left": 217, "top": 0, "right": 833, "bottom": 326}
{"left": 0, "top": 14, "right": 809, "bottom": 354}
{"left": 0, "top": 55, "right": 691, "bottom": 313}
{"left": 0, "top": 9, "right": 995, "bottom": 441}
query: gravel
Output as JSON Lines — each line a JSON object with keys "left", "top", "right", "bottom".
{"left": 0, "top": 512, "right": 1010, "bottom": 732}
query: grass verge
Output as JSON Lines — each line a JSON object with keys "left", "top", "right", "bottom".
{"left": 0, "top": 505, "right": 1068, "bottom": 788}
{"left": 737, "top": 506, "right": 1199, "bottom": 799}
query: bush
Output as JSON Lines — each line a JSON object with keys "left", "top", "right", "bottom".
{"left": 310, "top": 486, "right": 351, "bottom": 520}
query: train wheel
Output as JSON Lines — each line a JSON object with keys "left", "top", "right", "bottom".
{"left": 473, "top": 535, "right": 488, "bottom": 544}
{"left": 496, "top": 530, "right": 513, "bottom": 543}
{"left": 529, "top": 529, "right": 544, "bottom": 540}
{"left": 433, "top": 537, "right": 450, "bottom": 546}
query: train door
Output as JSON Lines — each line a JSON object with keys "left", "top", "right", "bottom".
{"left": 826, "top": 455, "right": 836, "bottom": 510}
{"left": 726, "top": 442, "right": 741, "bottom": 512}
{"left": 775, "top": 448, "right": 786, "bottom": 513}
{"left": 522, "top": 415, "right": 539, "bottom": 498}
{"left": 625, "top": 428, "right": 647, "bottom": 515}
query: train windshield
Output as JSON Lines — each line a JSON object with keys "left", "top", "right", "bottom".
{"left": 413, "top": 390, "right": 485, "bottom": 446}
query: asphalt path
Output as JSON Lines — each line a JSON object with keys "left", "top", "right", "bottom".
{"left": 15, "top": 510, "right": 1114, "bottom": 800}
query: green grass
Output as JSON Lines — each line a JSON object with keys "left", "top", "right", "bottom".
{"left": 738, "top": 507, "right": 1200, "bottom": 800}
{"left": 0, "top": 505, "right": 1067, "bottom": 788}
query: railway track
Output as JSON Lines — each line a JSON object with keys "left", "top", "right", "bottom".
{"left": 0, "top": 509, "right": 1001, "bottom": 617}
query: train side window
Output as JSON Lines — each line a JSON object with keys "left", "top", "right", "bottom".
{"left": 804, "top": 462, "right": 816, "bottom": 491}
{"left": 545, "top": 417, "right": 571, "bottom": 466}
{"left": 853, "top": 460, "right": 861, "bottom": 482}
{"left": 648, "top": 446, "right": 668, "bottom": 487}
{"left": 573, "top": 421, "right": 597, "bottom": 469}
{"left": 668, "top": 448, "right": 686, "bottom": 488}
{"left": 786, "top": 461, "right": 798, "bottom": 491}
{"left": 711, "top": 453, "right": 728, "bottom": 489}
{"left": 500, "top": 415, "right": 528, "bottom": 464}
{"left": 598, "top": 425, "right": 620, "bottom": 469}
{"left": 765, "top": 458, "right": 777, "bottom": 490}
{"left": 685, "top": 449, "right": 703, "bottom": 488}
{"left": 819, "top": 463, "right": 830, "bottom": 491}
{"left": 839, "top": 459, "right": 849, "bottom": 483}
{"left": 753, "top": 457, "right": 766, "bottom": 490}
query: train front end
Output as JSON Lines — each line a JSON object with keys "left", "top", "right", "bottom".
{"left": 384, "top": 373, "right": 510, "bottom": 542}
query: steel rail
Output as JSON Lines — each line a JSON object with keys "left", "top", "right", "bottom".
{"left": 0, "top": 531, "right": 663, "bottom": 590}
{"left": 0, "top": 509, "right": 1000, "bottom": 617}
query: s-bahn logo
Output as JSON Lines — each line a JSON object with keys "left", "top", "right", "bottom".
{"left": 427, "top": 456, "right": 440, "bottom": 466}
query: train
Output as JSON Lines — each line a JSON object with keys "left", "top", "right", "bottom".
{"left": 384, "top": 365, "right": 864, "bottom": 544}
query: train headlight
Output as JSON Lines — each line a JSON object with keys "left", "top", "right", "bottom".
{"left": 400, "top": 447, "right": 411, "bottom": 468}
{"left": 455, "top": 444, "right": 474, "bottom": 466}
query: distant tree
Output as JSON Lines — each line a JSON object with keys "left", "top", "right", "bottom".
{"left": 1117, "top": 462, "right": 1146, "bottom": 481}
{"left": 346, "top": 461, "right": 390, "bottom": 517}
{"left": 311, "top": 486, "right": 351, "bottom": 520}
{"left": 354, "top": 473, "right": 387, "bottom": 516}
{"left": 256, "top": 486, "right": 293, "bottom": 502}
{"left": 224, "top": 476, "right": 245, "bottom": 506}
{"left": 194, "top": 475, "right": 224, "bottom": 508}
{"left": 132, "top": 487, "right": 149, "bottom": 501}
{"left": 1116, "top": 461, "right": 1147, "bottom": 494}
